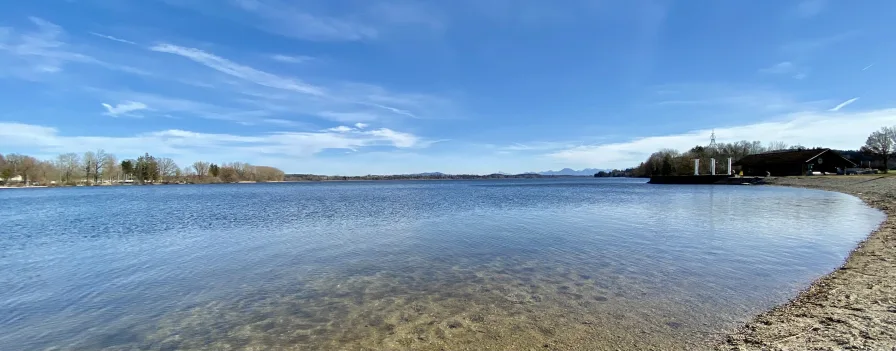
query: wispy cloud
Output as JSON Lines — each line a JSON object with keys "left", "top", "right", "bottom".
{"left": 101, "top": 101, "right": 148, "bottom": 116}
{"left": 149, "top": 44, "right": 454, "bottom": 122}
{"left": 0, "top": 17, "right": 93, "bottom": 76}
{"left": 270, "top": 54, "right": 313, "bottom": 63}
{"left": 651, "top": 83, "right": 825, "bottom": 113}
{"left": 794, "top": 0, "right": 827, "bottom": 18}
{"left": 354, "top": 122, "right": 368, "bottom": 129}
{"left": 316, "top": 111, "right": 382, "bottom": 122}
{"left": 829, "top": 97, "right": 859, "bottom": 111}
{"left": 89, "top": 32, "right": 137, "bottom": 45}
{"left": 549, "top": 108, "right": 895, "bottom": 169}
{"left": 0, "top": 17, "right": 149, "bottom": 78}
{"left": 758, "top": 61, "right": 809, "bottom": 79}
{"left": 90, "top": 89, "right": 280, "bottom": 124}
{"left": 150, "top": 43, "right": 325, "bottom": 96}
{"left": 500, "top": 141, "right": 581, "bottom": 152}
{"left": 230, "top": 0, "right": 378, "bottom": 41}
{"left": 862, "top": 63, "right": 875, "bottom": 71}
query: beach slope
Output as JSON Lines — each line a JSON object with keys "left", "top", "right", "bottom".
{"left": 719, "top": 176, "right": 896, "bottom": 350}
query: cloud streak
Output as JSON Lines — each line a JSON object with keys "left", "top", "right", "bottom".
{"left": 145, "top": 43, "right": 455, "bottom": 123}
{"left": 89, "top": 32, "right": 137, "bottom": 45}
{"left": 829, "top": 97, "right": 859, "bottom": 111}
{"left": 270, "top": 54, "right": 313, "bottom": 63}
{"left": 230, "top": 0, "right": 378, "bottom": 41}
{"left": 759, "top": 61, "right": 809, "bottom": 79}
{"left": 150, "top": 43, "right": 325, "bottom": 96}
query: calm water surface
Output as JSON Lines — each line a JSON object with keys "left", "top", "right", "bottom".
{"left": 0, "top": 179, "right": 885, "bottom": 350}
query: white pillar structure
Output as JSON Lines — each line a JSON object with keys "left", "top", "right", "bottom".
{"left": 694, "top": 159, "right": 700, "bottom": 176}
{"left": 710, "top": 158, "right": 716, "bottom": 175}
{"left": 727, "top": 158, "right": 733, "bottom": 175}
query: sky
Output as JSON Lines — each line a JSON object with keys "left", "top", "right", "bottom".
{"left": 1, "top": 0, "right": 894, "bottom": 175}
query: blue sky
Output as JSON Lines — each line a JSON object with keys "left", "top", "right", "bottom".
{"left": 1, "top": 0, "right": 894, "bottom": 175}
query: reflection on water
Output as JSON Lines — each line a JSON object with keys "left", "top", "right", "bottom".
{"left": 0, "top": 179, "right": 885, "bottom": 350}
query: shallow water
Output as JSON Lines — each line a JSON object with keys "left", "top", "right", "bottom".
{"left": 0, "top": 179, "right": 885, "bottom": 350}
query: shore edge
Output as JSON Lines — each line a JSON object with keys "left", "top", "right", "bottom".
{"left": 717, "top": 176, "right": 896, "bottom": 350}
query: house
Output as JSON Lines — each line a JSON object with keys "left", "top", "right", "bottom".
{"left": 733, "top": 148, "right": 855, "bottom": 176}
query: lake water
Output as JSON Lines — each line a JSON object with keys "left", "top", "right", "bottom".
{"left": 0, "top": 179, "right": 885, "bottom": 350}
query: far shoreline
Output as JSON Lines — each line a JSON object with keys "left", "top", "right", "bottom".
{"left": 0, "top": 175, "right": 619, "bottom": 189}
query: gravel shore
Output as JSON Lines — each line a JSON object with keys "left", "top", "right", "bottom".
{"left": 719, "top": 176, "right": 896, "bottom": 351}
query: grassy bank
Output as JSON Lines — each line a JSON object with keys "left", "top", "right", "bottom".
{"left": 719, "top": 176, "right": 896, "bottom": 350}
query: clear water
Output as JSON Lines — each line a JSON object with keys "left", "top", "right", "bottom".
{"left": 0, "top": 179, "right": 885, "bottom": 350}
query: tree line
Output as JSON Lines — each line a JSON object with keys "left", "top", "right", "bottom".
{"left": 632, "top": 126, "right": 896, "bottom": 177}
{"left": 0, "top": 150, "right": 285, "bottom": 186}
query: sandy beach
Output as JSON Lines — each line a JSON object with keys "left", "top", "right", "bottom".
{"left": 719, "top": 176, "right": 896, "bottom": 350}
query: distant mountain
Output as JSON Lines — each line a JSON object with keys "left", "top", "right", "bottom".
{"left": 537, "top": 168, "right": 607, "bottom": 176}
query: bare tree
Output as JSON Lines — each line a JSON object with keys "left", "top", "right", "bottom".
{"left": 83, "top": 151, "right": 96, "bottom": 185}
{"left": 181, "top": 166, "right": 196, "bottom": 182}
{"left": 4, "top": 154, "right": 37, "bottom": 184}
{"left": 92, "top": 149, "right": 107, "bottom": 184}
{"left": 102, "top": 154, "right": 119, "bottom": 182}
{"left": 766, "top": 141, "right": 788, "bottom": 152}
{"left": 35, "top": 161, "right": 59, "bottom": 185}
{"left": 6, "top": 154, "right": 38, "bottom": 185}
{"left": 0, "top": 154, "right": 9, "bottom": 183}
{"left": 56, "top": 153, "right": 81, "bottom": 184}
{"left": 157, "top": 158, "right": 178, "bottom": 182}
{"left": 192, "top": 161, "right": 210, "bottom": 178}
{"left": 862, "top": 126, "right": 895, "bottom": 173}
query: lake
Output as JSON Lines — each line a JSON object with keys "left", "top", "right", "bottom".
{"left": 0, "top": 179, "right": 885, "bottom": 350}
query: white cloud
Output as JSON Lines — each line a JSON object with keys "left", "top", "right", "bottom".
{"left": 0, "top": 122, "right": 429, "bottom": 167}
{"left": 150, "top": 43, "right": 325, "bottom": 96}
{"left": 89, "top": 32, "right": 137, "bottom": 45}
{"left": 548, "top": 108, "right": 896, "bottom": 169}
{"left": 862, "top": 63, "right": 874, "bottom": 71}
{"left": 270, "top": 54, "right": 312, "bottom": 63}
{"left": 363, "top": 128, "right": 419, "bottom": 148}
{"left": 327, "top": 125, "right": 354, "bottom": 133}
{"left": 829, "top": 97, "right": 859, "bottom": 111}
{"left": 354, "top": 122, "right": 368, "bottom": 129}
{"left": 101, "top": 101, "right": 148, "bottom": 116}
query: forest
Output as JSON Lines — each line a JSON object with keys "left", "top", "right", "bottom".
{"left": 630, "top": 126, "right": 896, "bottom": 177}
{"left": 0, "top": 150, "right": 285, "bottom": 186}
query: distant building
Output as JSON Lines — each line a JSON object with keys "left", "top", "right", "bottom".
{"left": 734, "top": 149, "right": 855, "bottom": 176}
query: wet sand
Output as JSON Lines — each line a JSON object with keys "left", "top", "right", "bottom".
{"left": 720, "top": 176, "right": 896, "bottom": 350}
